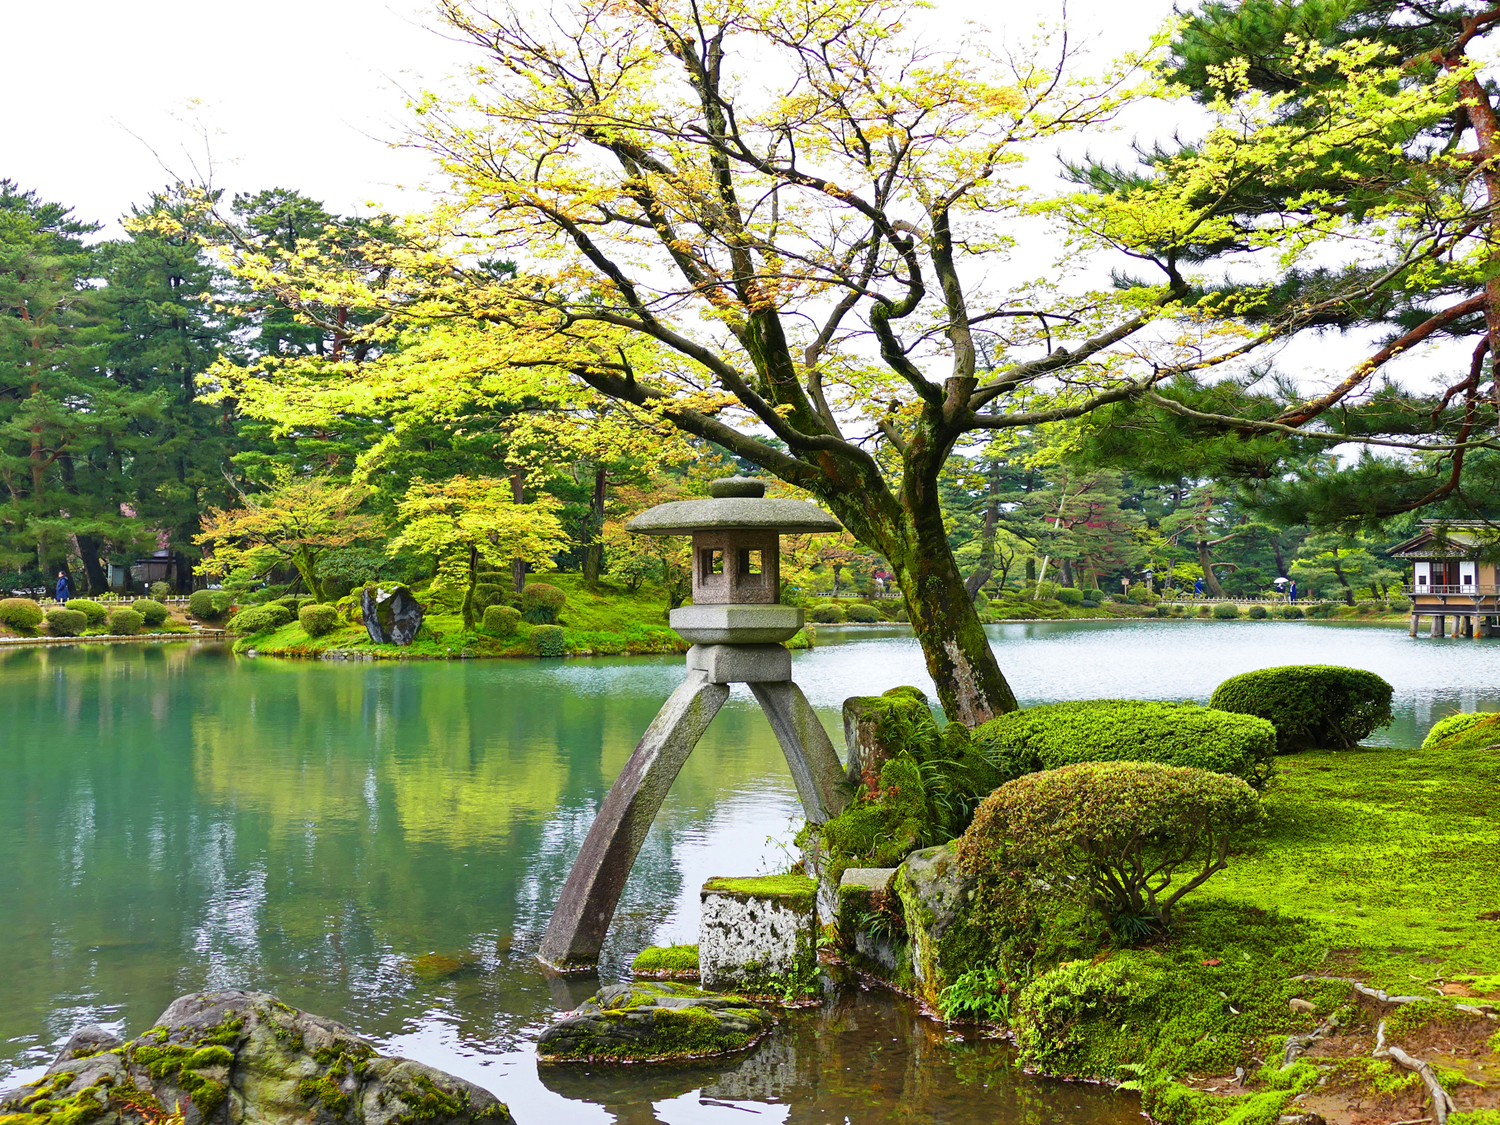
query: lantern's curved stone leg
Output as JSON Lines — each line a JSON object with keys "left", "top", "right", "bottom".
{"left": 749, "top": 680, "right": 851, "bottom": 824}
{"left": 539, "top": 668, "right": 729, "bottom": 971}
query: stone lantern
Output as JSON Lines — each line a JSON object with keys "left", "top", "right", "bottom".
{"left": 539, "top": 478, "right": 851, "bottom": 971}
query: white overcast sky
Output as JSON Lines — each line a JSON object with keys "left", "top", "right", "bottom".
{"left": 2, "top": 0, "right": 1181, "bottom": 231}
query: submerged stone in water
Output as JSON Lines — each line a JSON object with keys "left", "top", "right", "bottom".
{"left": 536, "top": 980, "right": 773, "bottom": 1063}
{"left": 362, "top": 585, "right": 423, "bottom": 646}
{"left": 0, "top": 989, "right": 512, "bottom": 1125}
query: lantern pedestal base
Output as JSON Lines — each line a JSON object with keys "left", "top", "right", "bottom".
{"left": 538, "top": 646, "right": 848, "bottom": 972}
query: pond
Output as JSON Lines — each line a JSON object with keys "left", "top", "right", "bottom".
{"left": 1, "top": 619, "right": 1491, "bottom": 1122}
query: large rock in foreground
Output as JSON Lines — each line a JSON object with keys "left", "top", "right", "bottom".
{"left": 536, "top": 981, "right": 773, "bottom": 1063}
{"left": 362, "top": 585, "right": 423, "bottom": 646}
{"left": 0, "top": 990, "right": 511, "bottom": 1125}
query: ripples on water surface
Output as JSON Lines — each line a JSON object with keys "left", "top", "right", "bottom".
{"left": 0, "top": 619, "right": 1486, "bottom": 1122}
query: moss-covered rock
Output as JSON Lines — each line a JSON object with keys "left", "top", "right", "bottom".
{"left": 700, "top": 875, "right": 819, "bottom": 998}
{"left": 631, "top": 944, "right": 700, "bottom": 980}
{"left": 535, "top": 981, "right": 773, "bottom": 1063}
{"left": 0, "top": 990, "right": 512, "bottom": 1125}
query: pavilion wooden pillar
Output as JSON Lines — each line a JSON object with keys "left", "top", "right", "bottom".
{"left": 1432, "top": 615, "right": 1446, "bottom": 637}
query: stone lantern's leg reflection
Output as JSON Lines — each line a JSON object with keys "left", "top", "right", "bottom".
{"left": 748, "top": 681, "right": 851, "bottom": 824}
{"left": 539, "top": 668, "right": 729, "bottom": 970}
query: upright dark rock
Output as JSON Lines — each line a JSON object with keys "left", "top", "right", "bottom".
{"left": 0, "top": 990, "right": 512, "bottom": 1125}
{"left": 362, "top": 585, "right": 423, "bottom": 646}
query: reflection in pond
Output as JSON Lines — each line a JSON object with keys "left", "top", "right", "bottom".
{"left": 0, "top": 621, "right": 1485, "bottom": 1121}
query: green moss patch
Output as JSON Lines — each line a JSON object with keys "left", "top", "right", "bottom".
{"left": 631, "top": 944, "right": 700, "bottom": 979}
{"left": 702, "top": 874, "right": 817, "bottom": 913}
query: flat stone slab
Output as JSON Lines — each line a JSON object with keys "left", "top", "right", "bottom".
{"left": 627, "top": 497, "right": 840, "bottom": 536}
{"left": 700, "top": 876, "right": 819, "bottom": 997}
{"left": 670, "top": 604, "right": 803, "bottom": 644}
{"left": 536, "top": 981, "right": 773, "bottom": 1063}
{"left": 0, "top": 989, "right": 511, "bottom": 1125}
{"left": 836, "top": 868, "right": 902, "bottom": 973}
{"left": 839, "top": 867, "right": 898, "bottom": 892}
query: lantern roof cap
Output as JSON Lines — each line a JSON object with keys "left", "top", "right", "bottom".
{"left": 626, "top": 478, "right": 841, "bottom": 536}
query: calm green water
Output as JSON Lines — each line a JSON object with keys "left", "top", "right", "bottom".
{"left": 0, "top": 620, "right": 1487, "bottom": 1122}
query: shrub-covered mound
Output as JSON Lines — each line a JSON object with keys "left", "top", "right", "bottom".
{"left": 972, "top": 699, "right": 1276, "bottom": 788}
{"left": 1422, "top": 710, "right": 1500, "bottom": 753}
{"left": 1208, "top": 664, "right": 1394, "bottom": 753}
{"left": 188, "top": 589, "right": 232, "bottom": 622}
{"left": 298, "top": 604, "right": 340, "bottom": 637}
{"left": 846, "top": 603, "right": 881, "bottom": 623}
{"left": 0, "top": 597, "right": 43, "bottom": 631}
{"left": 807, "top": 602, "right": 846, "bottom": 623}
{"left": 531, "top": 623, "right": 565, "bottom": 656}
{"left": 1211, "top": 602, "right": 1240, "bottom": 619}
{"left": 520, "top": 583, "right": 566, "bottom": 624}
{"left": 132, "top": 598, "right": 170, "bottom": 626}
{"left": 66, "top": 598, "right": 107, "bottom": 626}
{"left": 960, "top": 761, "right": 1263, "bottom": 933}
{"left": 231, "top": 603, "right": 293, "bottom": 634}
{"left": 107, "top": 608, "right": 145, "bottom": 635}
{"left": 482, "top": 604, "right": 521, "bottom": 636}
{"left": 44, "top": 608, "right": 88, "bottom": 636}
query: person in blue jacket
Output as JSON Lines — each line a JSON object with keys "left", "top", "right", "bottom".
{"left": 1193, "top": 577, "right": 1204, "bottom": 598}
{"left": 55, "top": 571, "right": 71, "bottom": 603}
{"left": 1288, "top": 579, "right": 1298, "bottom": 604}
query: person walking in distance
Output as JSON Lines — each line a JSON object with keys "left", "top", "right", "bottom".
{"left": 55, "top": 570, "right": 71, "bottom": 604}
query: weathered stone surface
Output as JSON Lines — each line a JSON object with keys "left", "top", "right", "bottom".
{"left": 536, "top": 981, "right": 773, "bottom": 1063}
{"left": 896, "top": 842, "right": 977, "bottom": 1005}
{"left": 627, "top": 497, "right": 840, "bottom": 536}
{"left": 836, "top": 868, "right": 901, "bottom": 973}
{"left": 669, "top": 604, "right": 803, "bottom": 644}
{"left": 685, "top": 642, "right": 792, "bottom": 683}
{"left": 699, "top": 875, "right": 820, "bottom": 997}
{"left": 748, "top": 681, "right": 851, "bottom": 825}
{"left": 0, "top": 990, "right": 511, "bottom": 1125}
{"left": 362, "top": 585, "right": 423, "bottom": 646}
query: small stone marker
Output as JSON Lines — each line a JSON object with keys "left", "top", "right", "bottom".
{"left": 836, "top": 868, "right": 900, "bottom": 972}
{"left": 699, "top": 875, "right": 819, "bottom": 996}
{"left": 1288, "top": 997, "right": 1316, "bottom": 1013}
{"left": 536, "top": 980, "right": 772, "bottom": 1063}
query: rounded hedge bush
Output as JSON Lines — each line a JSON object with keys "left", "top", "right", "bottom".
{"left": 1278, "top": 605, "right": 1304, "bottom": 620}
{"left": 531, "top": 623, "right": 566, "bottom": 657}
{"left": 520, "top": 583, "right": 566, "bottom": 624}
{"left": 149, "top": 581, "right": 171, "bottom": 601}
{"left": 1211, "top": 602, "right": 1240, "bottom": 620}
{"left": 959, "top": 760, "right": 1263, "bottom": 928}
{"left": 45, "top": 608, "right": 88, "bottom": 637}
{"left": 1247, "top": 605, "right": 1267, "bottom": 620}
{"left": 67, "top": 598, "right": 107, "bottom": 626}
{"left": 473, "top": 582, "right": 506, "bottom": 614}
{"left": 1080, "top": 598, "right": 1099, "bottom": 610}
{"left": 107, "top": 608, "right": 145, "bottom": 636}
{"left": 132, "top": 598, "right": 170, "bottom": 627}
{"left": 1056, "top": 587, "right": 1084, "bottom": 606}
{"left": 299, "top": 604, "right": 340, "bottom": 637}
{"left": 846, "top": 603, "right": 881, "bottom": 623}
{"left": 482, "top": 604, "right": 522, "bottom": 636}
{"left": 1034, "top": 580, "right": 1058, "bottom": 600}
{"left": 231, "top": 603, "right": 293, "bottom": 634}
{"left": 1421, "top": 710, "right": 1500, "bottom": 752}
{"left": 1208, "top": 664, "right": 1394, "bottom": 753}
{"left": 0, "top": 597, "right": 44, "bottom": 631}
{"left": 808, "top": 602, "right": 847, "bottom": 623}
{"left": 972, "top": 699, "right": 1276, "bottom": 788}
{"left": 187, "top": 589, "right": 232, "bottom": 622}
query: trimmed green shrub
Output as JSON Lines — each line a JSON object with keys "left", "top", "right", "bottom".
{"left": 473, "top": 582, "right": 506, "bottom": 614}
{"left": 1247, "top": 605, "right": 1267, "bottom": 620}
{"left": 1305, "top": 602, "right": 1338, "bottom": 619}
{"left": 187, "top": 589, "right": 232, "bottom": 622}
{"left": 1211, "top": 602, "right": 1239, "bottom": 620}
{"left": 808, "top": 602, "right": 847, "bottom": 623}
{"left": 133, "top": 599, "right": 170, "bottom": 627}
{"left": 107, "top": 608, "right": 145, "bottom": 635}
{"left": 1196, "top": 605, "right": 1211, "bottom": 617}
{"left": 1127, "top": 587, "right": 1160, "bottom": 605}
{"left": 1153, "top": 605, "right": 1172, "bottom": 618}
{"left": 1056, "top": 587, "right": 1084, "bottom": 606}
{"left": 1080, "top": 598, "right": 1099, "bottom": 610}
{"left": 482, "top": 604, "right": 522, "bottom": 636}
{"left": 45, "top": 608, "right": 88, "bottom": 636}
{"left": 149, "top": 581, "right": 171, "bottom": 601}
{"left": 1208, "top": 665, "right": 1394, "bottom": 753}
{"left": 1388, "top": 595, "right": 1411, "bottom": 612}
{"left": 231, "top": 603, "right": 293, "bottom": 634}
{"left": 960, "top": 761, "right": 1263, "bottom": 928}
{"left": 1278, "top": 605, "right": 1304, "bottom": 620}
{"left": 846, "top": 603, "right": 881, "bottom": 623}
{"left": 520, "top": 583, "right": 566, "bottom": 624}
{"left": 531, "top": 623, "right": 566, "bottom": 657}
{"left": 0, "top": 597, "right": 43, "bottom": 631}
{"left": 299, "top": 604, "right": 340, "bottom": 637}
{"left": 67, "top": 598, "right": 107, "bottom": 626}
{"left": 972, "top": 699, "right": 1276, "bottom": 788}
{"left": 1032, "top": 580, "right": 1056, "bottom": 600}
{"left": 889, "top": 603, "right": 910, "bottom": 622}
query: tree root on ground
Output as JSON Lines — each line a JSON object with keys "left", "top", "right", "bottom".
{"left": 1374, "top": 1018, "right": 1458, "bottom": 1125}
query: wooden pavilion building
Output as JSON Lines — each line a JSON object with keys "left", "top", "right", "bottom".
{"left": 1390, "top": 520, "right": 1500, "bottom": 638}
